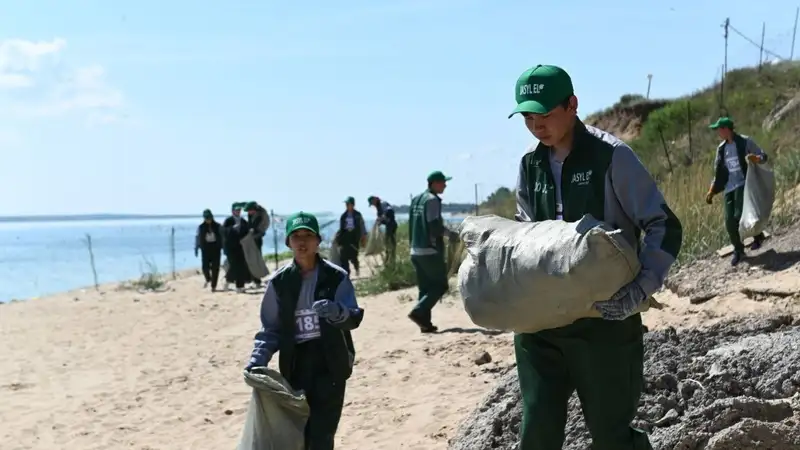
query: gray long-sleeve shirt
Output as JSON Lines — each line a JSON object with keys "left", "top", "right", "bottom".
{"left": 515, "top": 122, "right": 683, "bottom": 298}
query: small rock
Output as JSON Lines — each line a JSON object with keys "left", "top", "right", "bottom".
{"left": 472, "top": 351, "right": 492, "bottom": 366}
{"left": 224, "top": 409, "right": 233, "bottom": 416}
{"left": 653, "top": 408, "right": 680, "bottom": 427}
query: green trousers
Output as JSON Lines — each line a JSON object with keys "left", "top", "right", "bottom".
{"left": 290, "top": 340, "right": 347, "bottom": 450}
{"left": 514, "top": 314, "right": 651, "bottom": 450}
{"left": 410, "top": 254, "right": 448, "bottom": 324}
{"left": 724, "top": 186, "right": 746, "bottom": 253}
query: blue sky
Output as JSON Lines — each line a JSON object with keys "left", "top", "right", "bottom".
{"left": 0, "top": 0, "right": 797, "bottom": 217}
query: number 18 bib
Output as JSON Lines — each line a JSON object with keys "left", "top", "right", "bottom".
{"left": 295, "top": 308, "right": 321, "bottom": 341}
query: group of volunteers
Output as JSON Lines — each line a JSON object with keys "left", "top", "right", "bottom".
{"left": 194, "top": 201, "right": 270, "bottom": 293}
{"left": 234, "top": 64, "right": 770, "bottom": 450}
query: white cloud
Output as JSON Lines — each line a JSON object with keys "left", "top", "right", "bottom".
{"left": 0, "top": 73, "right": 34, "bottom": 88}
{"left": 0, "top": 38, "right": 125, "bottom": 122}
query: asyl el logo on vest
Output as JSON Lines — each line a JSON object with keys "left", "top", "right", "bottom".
{"left": 571, "top": 169, "right": 592, "bottom": 186}
{"left": 533, "top": 181, "right": 551, "bottom": 194}
{"left": 520, "top": 84, "right": 545, "bottom": 96}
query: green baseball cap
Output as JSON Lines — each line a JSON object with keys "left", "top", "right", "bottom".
{"left": 202, "top": 209, "right": 213, "bottom": 218}
{"left": 427, "top": 170, "right": 452, "bottom": 183}
{"left": 508, "top": 65, "right": 574, "bottom": 118}
{"left": 709, "top": 117, "right": 734, "bottom": 129}
{"left": 243, "top": 201, "right": 257, "bottom": 210}
{"left": 344, "top": 196, "right": 355, "bottom": 205}
{"left": 367, "top": 195, "right": 377, "bottom": 204}
{"left": 231, "top": 202, "right": 244, "bottom": 210}
{"left": 284, "top": 211, "right": 320, "bottom": 242}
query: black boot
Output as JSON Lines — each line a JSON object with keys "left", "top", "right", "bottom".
{"left": 731, "top": 250, "right": 745, "bottom": 266}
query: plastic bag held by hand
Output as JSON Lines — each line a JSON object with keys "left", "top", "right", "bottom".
{"left": 236, "top": 368, "right": 309, "bottom": 450}
{"left": 739, "top": 160, "right": 775, "bottom": 240}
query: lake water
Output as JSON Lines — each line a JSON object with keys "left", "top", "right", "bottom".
{"left": 0, "top": 214, "right": 463, "bottom": 302}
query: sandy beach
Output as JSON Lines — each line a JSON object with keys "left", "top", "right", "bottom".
{"left": 3, "top": 264, "right": 800, "bottom": 450}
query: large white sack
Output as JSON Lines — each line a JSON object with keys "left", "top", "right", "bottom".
{"left": 739, "top": 161, "right": 775, "bottom": 240}
{"left": 364, "top": 221, "right": 385, "bottom": 256}
{"left": 237, "top": 368, "right": 310, "bottom": 450}
{"left": 457, "top": 214, "right": 655, "bottom": 334}
{"left": 241, "top": 232, "right": 270, "bottom": 279}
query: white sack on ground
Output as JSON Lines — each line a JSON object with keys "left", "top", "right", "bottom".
{"left": 364, "top": 222, "right": 385, "bottom": 256}
{"left": 236, "top": 368, "right": 310, "bottom": 450}
{"left": 739, "top": 161, "right": 775, "bottom": 240}
{"left": 457, "top": 214, "right": 655, "bottom": 334}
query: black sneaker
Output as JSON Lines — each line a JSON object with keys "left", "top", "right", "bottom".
{"left": 731, "top": 251, "right": 744, "bottom": 266}
{"left": 407, "top": 312, "right": 438, "bottom": 333}
{"left": 750, "top": 237, "right": 763, "bottom": 251}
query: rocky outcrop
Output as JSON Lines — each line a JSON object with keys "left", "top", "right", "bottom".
{"left": 449, "top": 316, "right": 800, "bottom": 450}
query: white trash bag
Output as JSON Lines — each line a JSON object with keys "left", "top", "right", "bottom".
{"left": 364, "top": 221, "right": 385, "bottom": 256}
{"left": 457, "top": 214, "right": 655, "bottom": 334}
{"left": 236, "top": 368, "right": 310, "bottom": 450}
{"left": 739, "top": 161, "right": 775, "bottom": 240}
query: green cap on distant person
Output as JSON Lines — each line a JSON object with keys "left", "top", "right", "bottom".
{"left": 427, "top": 170, "right": 452, "bottom": 183}
{"left": 243, "top": 201, "right": 257, "bottom": 210}
{"left": 709, "top": 117, "right": 734, "bottom": 129}
{"left": 508, "top": 65, "right": 574, "bottom": 118}
{"left": 344, "top": 196, "right": 355, "bottom": 205}
{"left": 367, "top": 195, "right": 377, "bottom": 204}
{"left": 231, "top": 202, "right": 244, "bottom": 210}
{"left": 284, "top": 211, "right": 321, "bottom": 245}
{"left": 202, "top": 209, "right": 213, "bottom": 218}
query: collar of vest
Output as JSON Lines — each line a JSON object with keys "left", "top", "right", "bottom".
{"left": 718, "top": 133, "right": 745, "bottom": 149}
{"left": 531, "top": 119, "right": 590, "bottom": 164}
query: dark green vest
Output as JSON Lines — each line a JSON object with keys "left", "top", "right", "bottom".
{"left": 520, "top": 121, "right": 614, "bottom": 222}
{"left": 712, "top": 133, "right": 748, "bottom": 194}
{"left": 409, "top": 190, "right": 443, "bottom": 251}
{"left": 271, "top": 258, "right": 357, "bottom": 383}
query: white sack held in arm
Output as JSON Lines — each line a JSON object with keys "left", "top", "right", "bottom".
{"left": 237, "top": 368, "right": 310, "bottom": 450}
{"left": 457, "top": 214, "right": 656, "bottom": 334}
{"left": 739, "top": 160, "right": 775, "bottom": 240}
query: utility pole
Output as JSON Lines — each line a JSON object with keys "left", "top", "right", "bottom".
{"left": 759, "top": 22, "right": 765, "bottom": 70}
{"left": 474, "top": 183, "right": 479, "bottom": 215}
{"left": 792, "top": 7, "right": 799, "bottom": 60}
{"left": 646, "top": 74, "right": 653, "bottom": 99}
{"left": 721, "top": 18, "right": 729, "bottom": 108}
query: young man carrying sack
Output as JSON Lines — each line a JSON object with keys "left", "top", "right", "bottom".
{"left": 705, "top": 117, "right": 769, "bottom": 266}
{"left": 510, "top": 64, "right": 683, "bottom": 449}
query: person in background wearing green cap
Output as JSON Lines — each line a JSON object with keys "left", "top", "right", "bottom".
{"left": 194, "top": 209, "right": 223, "bottom": 291}
{"left": 705, "top": 116, "right": 768, "bottom": 266}
{"left": 245, "top": 211, "right": 364, "bottom": 450}
{"left": 509, "top": 64, "right": 683, "bottom": 449}
{"left": 407, "top": 170, "right": 457, "bottom": 333}
{"left": 367, "top": 195, "right": 398, "bottom": 264}
{"left": 244, "top": 200, "right": 271, "bottom": 286}
{"left": 334, "top": 197, "right": 367, "bottom": 276}
{"left": 222, "top": 202, "right": 251, "bottom": 293}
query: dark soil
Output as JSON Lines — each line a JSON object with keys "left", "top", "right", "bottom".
{"left": 449, "top": 315, "right": 800, "bottom": 450}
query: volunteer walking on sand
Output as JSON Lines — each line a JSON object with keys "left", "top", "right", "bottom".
{"left": 407, "top": 171, "right": 457, "bottom": 333}
{"left": 334, "top": 197, "right": 367, "bottom": 276}
{"left": 246, "top": 211, "right": 364, "bottom": 450}
{"left": 367, "top": 195, "right": 398, "bottom": 264}
{"left": 222, "top": 202, "right": 251, "bottom": 293}
{"left": 705, "top": 117, "right": 768, "bottom": 266}
{"left": 194, "top": 209, "right": 223, "bottom": 291}
{"left": 510, "top": 65, "right": 683, "bottom": 449}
